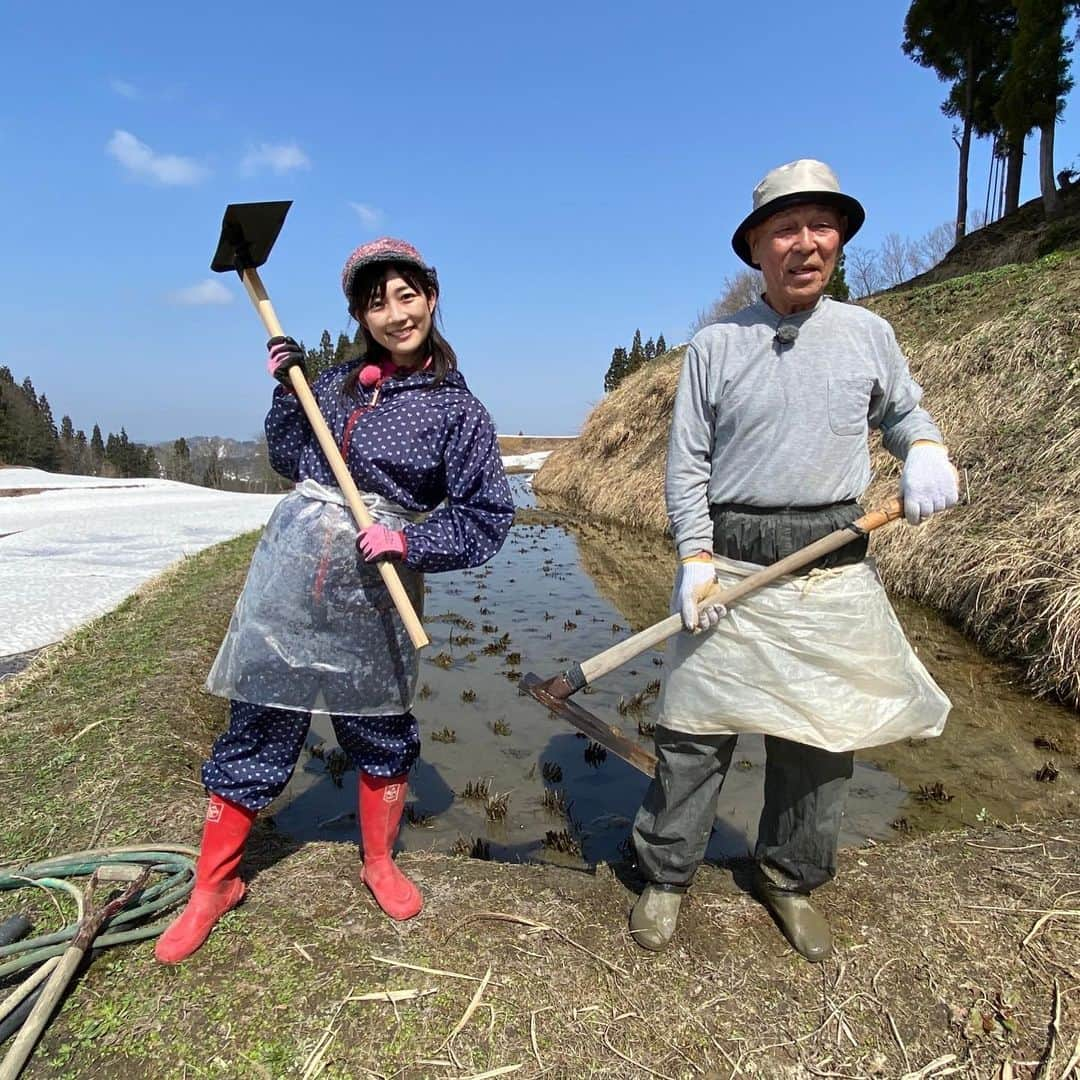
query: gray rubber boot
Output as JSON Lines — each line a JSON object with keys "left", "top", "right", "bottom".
{"left": 629, "top": 885, "right": 684, "bottom": 951}
{"left": 752, "top": 869, "right": 832, "bottom": 963}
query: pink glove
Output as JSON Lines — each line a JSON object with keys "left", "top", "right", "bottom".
{"left": 357, "top": 523, "right": 408, "bottom": 562}
{"left": 900, "top": 442, "right": 959, "bottom": 526}
{"left": 266, "top": 335, "right": 306, "bottom": 387}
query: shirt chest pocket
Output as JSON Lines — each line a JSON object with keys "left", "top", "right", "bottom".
{"left": 827, "top": 377, "right": 872, "bottom": 437}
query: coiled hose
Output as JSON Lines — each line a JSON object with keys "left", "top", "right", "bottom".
{"left": 0, "top": 846, "right": 195, "bottom": 1079}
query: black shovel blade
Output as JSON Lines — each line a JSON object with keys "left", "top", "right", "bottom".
{"left": 211, "top": 201, "right": 292, "bottom": 273}
{"left": 520, "top": 672, "right": 658, "bottom": 778}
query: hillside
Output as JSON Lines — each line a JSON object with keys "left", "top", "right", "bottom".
{"left": 534, "top": 250, "right": 1080, "bottom": 709}
{"left": 901, "top": 182, "right": 1080, "bottom": 289}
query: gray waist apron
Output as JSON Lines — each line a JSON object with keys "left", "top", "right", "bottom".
{"left": 205, "top": 479, "right": 425, "bottom": 715}
{"left": 709, "top": 500, "right": 867, "bottom": 570}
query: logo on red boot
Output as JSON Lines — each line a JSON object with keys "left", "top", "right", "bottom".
{"left": 206, "top": 801, "right": 223, "bottom": 823}
{"left": 383, "top": 783, "right": 402, "bottom": 804}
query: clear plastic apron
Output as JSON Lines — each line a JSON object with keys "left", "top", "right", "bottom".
{"left": 658, "top": 556, "right": 950, "bottom": 751}
{"left": 205, "top": 479, "right": 425, "bottom": 715}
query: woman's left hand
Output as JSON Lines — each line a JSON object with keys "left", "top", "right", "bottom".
{"left": 357, "top": 523, "right": 408, "bottom": 562}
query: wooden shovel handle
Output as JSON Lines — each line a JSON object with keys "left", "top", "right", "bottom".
{"left": 577, "top": 497, "right": 903, "bottom": 686}
{"left": 240, "top": 269, "right": 429, "bottom": 649}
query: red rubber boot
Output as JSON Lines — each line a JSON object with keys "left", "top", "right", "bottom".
{"left": 358, "top": 773, "right": 423, "bottom": 920}
{"left": 155, "top": 795, "right": 255, "bottom": 964}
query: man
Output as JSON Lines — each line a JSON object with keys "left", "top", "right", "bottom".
{"left": 629, "top": 159, "right": 958, "bottom": 962}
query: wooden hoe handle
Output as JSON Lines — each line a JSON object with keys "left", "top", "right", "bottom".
{"left": 240, "top": 268, "right": 429, "bottom": 649}
{"left": 576, "top": 497, "right": 904, "bottom": 687}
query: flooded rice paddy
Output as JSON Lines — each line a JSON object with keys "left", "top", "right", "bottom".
{"left": 272, "top": 475, "right": 1079, "bottom": 867}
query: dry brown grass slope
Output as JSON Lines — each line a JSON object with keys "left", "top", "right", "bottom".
{"left": 534, "top": 250, "right": 1080, "bottom": 709}
{"left": 534, "top": 350, "right": 681, "bottom": 535}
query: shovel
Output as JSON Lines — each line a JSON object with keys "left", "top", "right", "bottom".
{"left": 521, "top": 497, "right": 904, "bottom": 775}
{"left": 211, "top": 201, "right": 428, "bottom": 649}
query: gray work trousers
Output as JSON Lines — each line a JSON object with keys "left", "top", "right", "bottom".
{"left": 632, "top": 727, "right": 854, "bottom": 893}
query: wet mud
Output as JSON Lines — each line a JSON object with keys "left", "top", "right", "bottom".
{"left": 272, "top": 475, "right": 1079, "bottom": 867}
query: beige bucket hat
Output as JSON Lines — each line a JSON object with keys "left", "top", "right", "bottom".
{"left": 732, "top": 159, "right": 865, "bottom": 267}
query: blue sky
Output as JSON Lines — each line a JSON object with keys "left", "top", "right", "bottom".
{"left": 3, "top": 1, "right": 1078, "bottom": 442}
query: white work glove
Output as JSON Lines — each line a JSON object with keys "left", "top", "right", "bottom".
{"left": 900, "top": 442, "right": 959, "bottom": 526}
{"left": 676, "top": 557, "right": 725, "bottom": 631}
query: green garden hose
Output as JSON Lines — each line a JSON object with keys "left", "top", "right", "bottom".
{"left": 0, "top": 845, "right": 196, "bottom": 1078}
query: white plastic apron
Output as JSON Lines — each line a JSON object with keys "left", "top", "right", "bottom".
{"left": 205, "top": 479, "right": 425, "bottom": 714}
{"left": 658, "top": 556, "right": 950, "bottom": 751}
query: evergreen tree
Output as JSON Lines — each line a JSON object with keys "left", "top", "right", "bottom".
{"left": 656, "top": 333, "right": 667, "bottom": 356}
{"left": 334, "top": 332, "right": 349, "bottom": 365}
{"left": 903, "top": 0, "right": 1017, "bottom": 238}
{"left": 90, "top": 424, "right": 105, "bottom": 475}
{"left": 644, "top": 337, "right": 656, "bottom": 361}
{"left": 102, "top": 428, "right": 150, "bottom": 478}
{"left": 826, "top": 252, "right": 851, "bottom": 300}
{"left": 307, "top": 330, "right": 335, "bottom": 380}
{"left": 58, "top": 415, "right": 77, "bottom": 473}
{"left": 604, "top": 347, "right": 629, "bottom": 392}
{"left": 626, "top": 329, "right": 646, "bottom": 376}
{"left": 73, "top": 430, "right": 89, "bottom": 474}
{"left": 0, "top": 376, "right": 30, "bottom": 465}
{"left": 37, "top": 394, "right": 58, "bottom": 442}
{"left": 19, "top": 385, "right": 58, "bottom": 469}
{"left": 997, "top": 0, "right": 1078, "bottom": 219}
{"left": 303, "top": 332, "right": 338, "bottom": 382}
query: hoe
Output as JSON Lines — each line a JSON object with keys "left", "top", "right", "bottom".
{"left": 210, "top": 201, "right": 429, "bottom": 649}
{"left": 521, "top": 498, "right": 904, "bottom": 776}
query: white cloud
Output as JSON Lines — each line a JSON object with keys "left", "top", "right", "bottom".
{"left": 110, "top": 78, "right": 140, "bottom": 99}
{"left": 168, "top": 279, "right": 233, "bottom": 306}
{"left": 106, "top": 129, "right": 208, "bottom": 185}
{"left": 349, "top": 202, "right": 383, "bottom": 228}
{"left": 240, "top": 142, "right": 311, "bottom": 175}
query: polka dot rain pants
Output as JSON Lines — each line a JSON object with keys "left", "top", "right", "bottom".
{"left": 201, "top": 700, "right": 421, "bottom": 812}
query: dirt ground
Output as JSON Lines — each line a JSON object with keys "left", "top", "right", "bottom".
{"left": 14, "top": 819, "right": 1080, "bottom": 1079}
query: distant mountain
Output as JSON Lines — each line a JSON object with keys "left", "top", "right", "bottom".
{"left": 152, "top": 435, "right": 286, "bottom": 492}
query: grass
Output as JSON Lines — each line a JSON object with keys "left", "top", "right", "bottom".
{"left": 0, "top": 533, "right": 257, "bottom": 865}
{"left": 1, "top": 537, "right": 1078, "bottom": 1077}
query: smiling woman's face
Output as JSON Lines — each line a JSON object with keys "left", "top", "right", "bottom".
{"left": 748, "top": 203, "right": 844, "bottom": 315}
{"left": 360, "top": 269, "right": 437, "bottom": 367}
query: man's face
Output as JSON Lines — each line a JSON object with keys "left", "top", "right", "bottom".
{"left": 747, "top": 204, "right": 844, "bottom": 315}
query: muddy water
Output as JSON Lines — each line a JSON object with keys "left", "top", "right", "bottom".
{"left": 272, "top": 475, "right": 1079, "bottom": 867}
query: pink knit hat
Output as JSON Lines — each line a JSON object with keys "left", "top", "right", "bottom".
{"left": 341, "top": 237, "right": 437, "bottom": 303}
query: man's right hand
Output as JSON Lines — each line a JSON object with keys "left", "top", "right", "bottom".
{"left": 676, "top": 558, "right": 725, "bottom": 631}
{"left": 266, "top": 335, "right": 307, "bottom": 386}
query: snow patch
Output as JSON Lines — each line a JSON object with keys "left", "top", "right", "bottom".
{"left": 501, "top": 451, "right": 552, "bottom": 471}
{"left": 0, "top": 468, "right": 284, "bottom": 656}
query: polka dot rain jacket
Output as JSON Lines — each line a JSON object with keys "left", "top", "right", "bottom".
{"left": 265, "top": 362, "right": 514, "bottom": 572}
{"left": 205, "top": 362, "right": 513, "bottom": 715}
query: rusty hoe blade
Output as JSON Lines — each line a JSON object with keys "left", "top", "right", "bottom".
{"left": 529, "top": 664, "right": 586, "bottom": 701}
{"left": 520, "top": 672, "right": 657, "bottom": 777}
{"left": 210, "top": 201, "right": 292, "bottom": 275}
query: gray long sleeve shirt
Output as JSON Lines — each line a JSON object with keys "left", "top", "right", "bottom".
{"left": 667, "top": 296, "right": 943, "bottom": 558}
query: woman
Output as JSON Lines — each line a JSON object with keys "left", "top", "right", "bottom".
{"left": 157, "top": 238, "right": 514, "bottom": 964}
